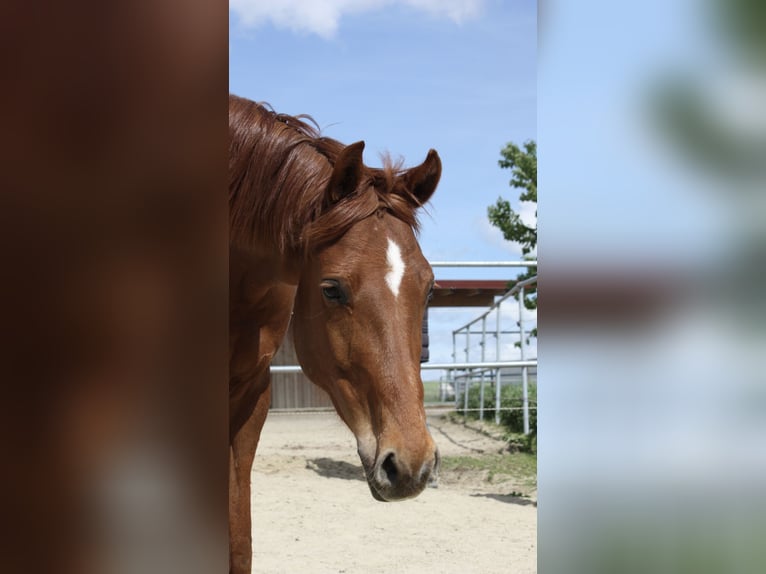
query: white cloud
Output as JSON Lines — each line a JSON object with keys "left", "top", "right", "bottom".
{"left": 476, "top": 217, "right": 521, "bottom": 256}
{"left": 518, "top": 200, "right": 537, "bottom": 228}
{"left": 230, "top": 0, "right": 484, "bottom": 39}
{"left": 403, "top": 0, "right": 484, "bottom": 22}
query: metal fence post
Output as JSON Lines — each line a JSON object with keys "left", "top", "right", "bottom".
{"left": 495, "top": 300, "right": 502, "bottom": 424}
{"left": 519, "top": 286, "right": 530, "bottom": 435}
{"left": 450, "top": 331, "right": 457, "bottom": 405}
{"left": 463, "top": 327, "right": 470, "bottom": 414}
{"left": 479, "top": 316, "right": 486, "bottom": 421}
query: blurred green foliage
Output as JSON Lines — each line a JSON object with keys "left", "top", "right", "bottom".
{"left": 715, "top": 0, "right": 766, "bottom": 67}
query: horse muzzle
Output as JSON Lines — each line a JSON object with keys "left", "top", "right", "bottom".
{"left": 366, "top": 446, "right": 440, "bottom": 502}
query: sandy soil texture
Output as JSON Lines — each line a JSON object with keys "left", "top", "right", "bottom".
{"left": 250, "top": 411, "right": 537, "bottom": 574}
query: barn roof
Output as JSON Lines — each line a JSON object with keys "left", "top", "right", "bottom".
{"left": 430, "top": 279, "right": 511, "bottom": 307}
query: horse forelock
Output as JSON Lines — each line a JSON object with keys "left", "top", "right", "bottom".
{"left": 301, "top": 175, "right": 423, "bottom": 257}
{"left": 229, "top": 95, "right": 425, "bottom": 257}
{"left": 374, "top": 153, "right": 426, "bottom": 227}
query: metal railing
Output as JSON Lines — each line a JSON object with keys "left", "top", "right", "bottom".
{"left": 449, "top": 273, "right": 537, "bottom": 431}
{"left": 270, "top": 360, "right": 537, "bottom": 374}
{"left": 429, "top": 261, "right": 537, "bottom": 268}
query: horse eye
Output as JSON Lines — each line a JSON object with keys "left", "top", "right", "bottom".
{"left": 322, "top": 285, "right": 341, "bottom": 300}
{"left": 321, "top": 281, "right": 347, "bottom": 304}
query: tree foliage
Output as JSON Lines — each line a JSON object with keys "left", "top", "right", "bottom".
{"left": 488, "top": 140, "right": 537, "bottom": 342}
{"left": 488, "top": 140, "right": 537, "bottom": 256}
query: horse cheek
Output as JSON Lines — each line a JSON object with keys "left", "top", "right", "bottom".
{"left": 326, "top": 315, "right": 353, "bottom": 372}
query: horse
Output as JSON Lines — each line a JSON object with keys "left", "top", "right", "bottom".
{"left": 228, "top": 94, "right": 442, "bottom": 574}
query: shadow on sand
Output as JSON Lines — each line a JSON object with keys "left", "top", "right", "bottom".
{"left": 305, "top": 457, "right": 366, "bottom": 481}
{"left": 471, "top": 492, "right": 537, "bottom": 507}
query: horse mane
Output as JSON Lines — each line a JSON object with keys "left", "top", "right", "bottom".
{"left": 229, "top": 95, "right": 422, "bottom": 257}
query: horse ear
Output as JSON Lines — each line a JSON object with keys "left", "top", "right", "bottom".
{"left": 327, "top": 140, "right": 365, "bottom": 204}
{"left": 402, "top": 149, "right": 441, "bottom": 206}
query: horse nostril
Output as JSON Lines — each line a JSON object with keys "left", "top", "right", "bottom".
{"left": 381, "top": 452, "right": 399, "bottom": 485}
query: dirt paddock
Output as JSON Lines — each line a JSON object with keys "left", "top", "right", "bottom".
{"left": 250, "top": 411, "right": 537, "bottom": 573}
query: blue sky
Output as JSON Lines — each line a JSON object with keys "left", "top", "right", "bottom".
{"left": 230, "top": 0, "right": 537, "bottom": 365}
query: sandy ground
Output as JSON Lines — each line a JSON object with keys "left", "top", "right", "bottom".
{"left": 250, "top": 411, "right": 537, "bottom": 574}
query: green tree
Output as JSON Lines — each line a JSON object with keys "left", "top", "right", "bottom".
{"left": 488, "top": 140, "right": 537, "bottom": 342}
{"left": 488, "top": 140, "right": 537, "bottom": 257}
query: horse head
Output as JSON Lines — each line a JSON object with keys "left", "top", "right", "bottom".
{"left": 292, "top": 141, "right": 441, "bottom": 501}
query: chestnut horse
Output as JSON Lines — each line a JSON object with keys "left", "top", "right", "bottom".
{"left": 228, "top": 94, "right": 441, "bottom": 574}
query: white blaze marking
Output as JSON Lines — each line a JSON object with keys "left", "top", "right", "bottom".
{"left": 385, "top": 238, "right": 405, "bottom": 298}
